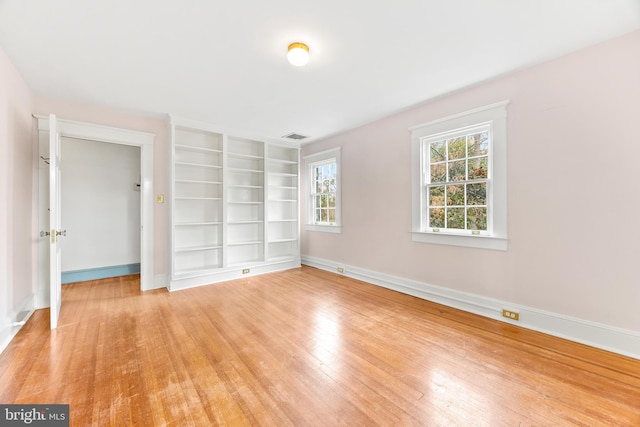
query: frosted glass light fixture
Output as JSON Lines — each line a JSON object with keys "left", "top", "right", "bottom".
{"left": 287, "top": 42, "right": 309, "bottom": 66}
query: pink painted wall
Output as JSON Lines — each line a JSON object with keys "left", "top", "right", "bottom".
{"left": 301, "top": 30, "right": 640, "bottom": 332}
{"left": 0, "top": 45, "right": 35, "bottom": 327}
{"left": 33, "top": 98, "right": 170, "bottom": 278}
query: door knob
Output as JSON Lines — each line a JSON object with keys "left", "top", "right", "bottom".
{"left": 40, "top": 230, "right": 50, "bottom": 237}
{"left": 56, "top": 230, "right": 67, "bottom": 237}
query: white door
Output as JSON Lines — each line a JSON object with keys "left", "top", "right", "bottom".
{"left": 49, "top": 114, "right": 64, "bottom": 329}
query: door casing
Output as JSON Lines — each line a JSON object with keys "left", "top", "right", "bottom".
{"left": 36, "top": 116, "right": 155, "bottom": 307}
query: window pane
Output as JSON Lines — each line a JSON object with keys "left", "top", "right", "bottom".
{"left": 448, "top": 160, "right": 466, "bottom": 182}
{"left": 447, "top": 207, "right": 465, "bottom": 229}
{"left": 468, "top": 156, "right": 488, "bottom": 179}
{"left": 420, "top": 123, "right": 496, "bottom": 235}
{"left": 314, "top": 167, "right": 321, "bottom": 192}
{"left": 468, "top": 132, "right": 488, "bottom": 156}
{"left": 429, "top": 185, "right": 445, "bottom": 206}
{"left": 446, "top": 184, "right": 464, "bottom": 206}
{"left": 467, "top": 207, "right": 487, "bottom": 230}
{"left": 308, "top": 151, "right": 340, "bottom": 230}
{"left": 429, "top": 208, "right": 445, "bottom": 228}
{"left": 323, "top": 178, "right": 331, "bottom": 193}
{"left": 328, "top": 194, "right": 336, "bottom": 208}
{"left": 466, "top": 182, "right": 486, "bottom": 205}
{"left": 430, "top": 141, "right": 446, "bottom": 162}
{"left": 430, "top": 163, "right": 446, "bottom": 183}
{"left": 447, "top": 137, "right": 466, "bottom": 160}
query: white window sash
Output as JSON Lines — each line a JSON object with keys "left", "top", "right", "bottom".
{"left": 420, "top": 122, "right": 492, "bottom": 235}
{"left": 410, "top": 101, "right": 509, "bottom": 250}
{"left": 310, "top": 161, "right": 337, "bottom": 226}
{"left": 304, "top": 147, "right": 342, "bottom": 232}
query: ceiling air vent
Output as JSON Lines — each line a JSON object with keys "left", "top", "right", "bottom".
{"left": 282, "top": 132, "right": 309, "bottom": 141}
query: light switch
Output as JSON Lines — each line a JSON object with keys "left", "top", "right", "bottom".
{"left": 157, "top": 194, "right": 164, "bottom": 204}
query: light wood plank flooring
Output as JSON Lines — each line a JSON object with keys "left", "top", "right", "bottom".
{"left": 1, "top": 266, "right": 639, "bottom": 426}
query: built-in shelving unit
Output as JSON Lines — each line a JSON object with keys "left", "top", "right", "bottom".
{"left": 226, "top": 136, "right": 265, "bottom": 267}
{"left": 170, "top": 118, "right": 300, "bottom": 290}
{"left": 172, "top": 127, "right": 224, "bottom": 276}
{"left": 266, "top": 145, "right": 299, "bottom": 261}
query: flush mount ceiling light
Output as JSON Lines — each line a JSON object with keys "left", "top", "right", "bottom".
{"left": 287, "top": 42, "right": 309, "bottom": 66}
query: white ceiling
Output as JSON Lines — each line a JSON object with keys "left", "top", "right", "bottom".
{"left": 1, "top": 0, "right": 639, "bottom": 143}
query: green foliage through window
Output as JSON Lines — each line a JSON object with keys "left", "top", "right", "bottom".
{"left": 311, "top": 161, "right": 337, "bottom": 225}
{"left": 424, "top": 126, "right": 489, "bottom": 232}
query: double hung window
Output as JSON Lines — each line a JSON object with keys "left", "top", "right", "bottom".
{"left": 311, "top": 160, "right": 337, "bottom": 225}
{"left": 411, "top": 101, "right": 508, "bottom": 250}
{"left": 424, "top": 123, "right": 490, "bottom": 233}
{"left": 304, "top": 148, "right": 341, "bottom": 233}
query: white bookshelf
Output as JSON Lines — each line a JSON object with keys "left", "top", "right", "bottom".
{"left": 172, "top": 127, "right": 224, "bottom": 276}
{"left": 225, "top": 136, "right": 265, "bottom": 267}
{"left": 266, "top": 145, "right": 299, "bottom": 261}
{"left": 170, "top": 119, "right": 300, "bottom": 290}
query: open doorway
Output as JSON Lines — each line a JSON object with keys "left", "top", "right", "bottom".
{"left": 36, "top": 116, "right": 155, "bottom": 309}
{"left": 60, "top": 138, "right": 141, "bottom": 283}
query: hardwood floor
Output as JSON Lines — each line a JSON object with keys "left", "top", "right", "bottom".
{"left": 1, "top": 266, "right": 639, "bottom": 426}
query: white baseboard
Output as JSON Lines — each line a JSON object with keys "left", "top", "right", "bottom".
{"left": 0, "top": 316, "right": 14, "bottom": 356}
{"left": 35, "top": 287, "right": 48, "bottom": 309}
{"left": 149, "top": 274, "right": 168, "bottom": 291}
{"left": 169, "top": 259, "right": 301, "bottom": 292}
{"left": 0, "top": 295, "right": 35, "bottom": 356}
{"left": 301, "top": 255, "right": 640, "bottom": 360}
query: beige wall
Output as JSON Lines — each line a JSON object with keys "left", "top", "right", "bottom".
{"left": 0, "top": 45, "right": 35, "bottom": 342}
{"left": 2, "top": 29, "right": 638, "bottom": 352}
{"left": 33, "top": 98, "right": 170, "bottom": 278}
{"left": 301, "top": 30, "right": 640, "bottom": 333}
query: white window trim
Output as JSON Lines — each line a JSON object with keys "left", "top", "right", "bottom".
{"left": 304, "top": 147, "right": 342, "bottom": 233}
{"left": 410, "top": 101, "right": 509, "bottom": 250}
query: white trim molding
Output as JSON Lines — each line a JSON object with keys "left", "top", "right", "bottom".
{"left": 301, "top": 255, "right": 640, "bottom": 360}
{"left": 305, "top": 224, "right": 342, "bottom": 234}
{"left": 35, "top": 115, "right": 156, "bottom": 292}
{"left": 169, "top": 259, "right": 300, "bottom": 292}
{"left": 303, "top": 147, "right": 342, "bottom": 233}
{"left": 411, "top": 101, "right": 509, "bottom": 251}
{"left": 153, "top": 274, "right": 169, "bottom": 290}
{"left": 0, "top": 295, "right": 35, "bottom": 355}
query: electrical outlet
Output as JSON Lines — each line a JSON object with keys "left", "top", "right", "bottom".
{"left": 242, "top": 268, "right": 250, "bottom": 274}
{"left": 337, "top": 266, "right": 344, "bottom": 273}
{"left": 502, "top": 309, "right": 519, "bottom": 321}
